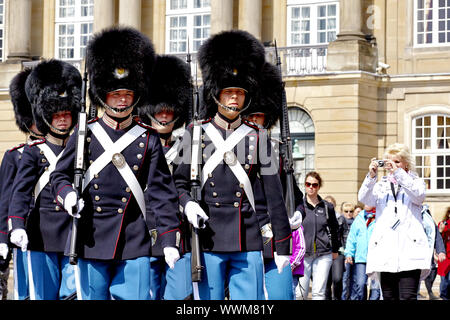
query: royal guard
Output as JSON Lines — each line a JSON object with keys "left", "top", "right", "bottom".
{"left": 173, "top": 30, "right": 292, "bottom": 300}
{"left": 137, "top": 54, "right": 192, "bottom": 300}
{"left": 0, "top": 68, "right": 44, "bottom": 300}
{"left": 242, "top": 61, "right": 306, "bottom": 300}
{"left": 8, "top": 59, "right": 82, "bottom": 300}
{"left": 49, "top": 26, "right": 182, "bottom": 300}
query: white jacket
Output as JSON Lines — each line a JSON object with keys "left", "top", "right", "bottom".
{"left": 358, "top": 168, "right": 431, "bottom": 277}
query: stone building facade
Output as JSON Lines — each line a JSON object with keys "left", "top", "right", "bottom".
{"left": 0, "top": 0, "right": 448, "bottom": 220}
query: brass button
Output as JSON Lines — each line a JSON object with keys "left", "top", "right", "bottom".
{"left": 133, "top": 165, "right": 139, "bottom": 171}
{"left": 201, "top": 143, "right": 206, "bottom": 148}
{"left": 210, "top": 182, "right": 215, "bottom": 187}
{"left": 141, "top": 133, "right": 146, "bottom": 138}
{"left": 247, "top": 155, "right": 252, "bottom": 160}
{"left": 44, "top": 166, "right": 49, "bottom": 171}
{"left": 208, "top": 173, "right": 213, "bottom": 178}
{"left": 202, "top": 154, "right": 207, "bottom": 159}
{"left": 41, "top": 158, "right": 47, "bottom": 163}
{"left": 94, "top": 173, "right": 99, "bottom": 179}
{"left": 89, "top": 160, "right": 94, "bottom": 164}
{"left": 239, "top": 183, "right": 244, "bottom": 188}
{"left": 125, "top": 187, "right": 131, "bottom": 193}
{"left": 40, "top": 150, "right": 44, "bottom": 155}
{"left": 137, "top": 154, "right": 143, "bottom": 160}
{"left": 94, "top": 184, "right": 99, "bottom": 190}
{"left": 87, "top": 137, "right": 91, "bottom": 142}
{"left": 96, "top": 206, "right": 102, "bottom": 212}
{"left": 215, "top": 202, "right": 220, "bottom": 207}
{"left": 118, "top": 208, "right": 123, "bottom": 214}
{"left": 234, "top": 202, "right": 239, "bottom": 207}
{"left": 94, "top": 195, "right": 100, "bottom": 201}
{"left": 249, "top": 145, "right": 255, "bottom": 151}
{"left": 55, "top": 206, "right": 60, "bottom": 211}
{"left": 245, "top": 164, "right": 250, "bottom": 169}
{"left": 122, "top": 197, "right": 127, "bottom": 203}
{"left": 201, "top": 135, "right": 205, "bottom": 140}
{"left": 236, "top": 192, "right": 242, "bottom": 197}
{"left": 249, "top": 137, "right": 255, "bottom": 141}
{"left": 139, "top": 142, "right": 145, "bottom": 148}
{"left": 212, "top": 192, "right": 218, "bottom": 197}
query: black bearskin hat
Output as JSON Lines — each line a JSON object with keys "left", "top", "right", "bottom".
{"left": 242, "top": 62, "right": 283, "bottom": 130}
{"left": 25, "top": 59, "right": 82, "bottom": 135}
{"left": 139, "top": 54, "right": 191, "bottom": 130}
{"left": 197, "top": 30, "right": 266, "bottom": 119}
{"left": 86, "top": 26, "right": 156, "bottom": 110}
{"left": 9, "top": 68, "right": 34, "bottom": 134}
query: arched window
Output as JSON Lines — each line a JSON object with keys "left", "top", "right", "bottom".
{"left": 272, "top": 107, "right": 315, "bottom": 190}
{"left": 413, "top": 113, "right": 450, "bottom": 192}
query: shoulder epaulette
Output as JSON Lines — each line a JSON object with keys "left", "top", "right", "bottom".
{"left": 187, "top": 117, "right": 212, "bottom": 129}
{"left": 27, "top": 138, "right": 46, "bottom": 147}
{"left": 243, "top": 119, "right": 260, "bottom": 131}
{"left": 7, "top": 143, "right": 26, "bottom": 153}
{"left": 134, "top": 118, "right": 156, "bottom": 132}
{"left": 87, "top": 117, "right": 99, "bottom": 124}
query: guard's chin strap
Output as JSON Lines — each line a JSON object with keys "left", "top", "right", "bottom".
{"left": 147, "top": 113, "right": 179, "bottom": 127}
{"left": 42, "top": 117, "right": 71, "bottom": 135}
{"left": 96, "top": 95, "right": 140, "bottom": 114}
{"left": 212, "top": 95, "right": 252, "bottom": 114}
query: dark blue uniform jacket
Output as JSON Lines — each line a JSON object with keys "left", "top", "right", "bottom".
{"left": 173, "top": 115, "right": 292, "bottom": 255}
{"left": 49, "top": 117, "right": 182, "bottom": 261}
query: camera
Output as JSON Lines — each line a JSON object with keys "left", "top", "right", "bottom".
{"left": 375, "top": 160, "right": 385, "bottom": 167}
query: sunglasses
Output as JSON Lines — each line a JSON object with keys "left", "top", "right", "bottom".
{"left": 344, "top": 210, "right": 354, "bottom": 213}
{"left": 305, "top": 182, "right": 319, "bottom": 188}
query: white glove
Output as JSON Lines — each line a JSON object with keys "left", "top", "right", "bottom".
{"left": 289, "top": 210, "right": 303, "bottom": 230}
{"left": 274, "top": 252, "right": 291, "bottom": 274}
{"left": 0, "top": 243, "right": 8, "bottom": 259}
{"left": 163, "top": 247, "right": 180, "bottom": 269}
{"left": 184, "top": 201, "right": 209, "bottom": 229}
{"left": 64, "top": 191, "right": 84, "bottom": 218}
{"left": 10, "top": 229, "right": 28, "bottom": 252}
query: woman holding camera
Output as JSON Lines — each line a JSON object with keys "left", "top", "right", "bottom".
{"left": 358, "top": 143, "right": 431, "bottom": 300}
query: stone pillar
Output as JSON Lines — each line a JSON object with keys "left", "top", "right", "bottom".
{"left": 210, "top": 0, "right": 233, "bottom": 35}
{"left": 119, "top": 0, "right": 142, "bottom": 30}
{"left": 327, "top": 0, "right": 378, "bottom": 72}
{"left": 239, "top": 0, "right": 262, "bottom": 39}
{"left": 93, "top": 0, "right": 115, "bottom": 33}
{"left": 7, "top": 0, "right": 31, "bottom": 60}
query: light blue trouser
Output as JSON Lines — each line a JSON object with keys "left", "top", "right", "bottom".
{"left": 198, "top": 251, "right": 265, "bottom": 300}
{"left": 27, "top": 251, "right": 74, "bottom": 300}
{"left": 264, "top": 259, "right": 294, "bottom": 300}
{"left": 149, "top": 253, "right": 192, "bottom": 300}
{"left": 13, "top": 248, "right": 29, "bottom": 300}
{"left": 76, "top": 256, "right": 151, "bottom": 300}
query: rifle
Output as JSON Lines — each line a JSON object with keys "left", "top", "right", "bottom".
{"left": 69, "top": 63, "right": 89, "bottom": 265}
{"left": 274, "top": 40, "right": 296, "bottom": 222}
{"left": 186, "top": 44, "right": 204, "bottom": 295}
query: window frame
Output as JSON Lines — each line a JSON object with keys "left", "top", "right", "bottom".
{"left": 414, "top": 0, "right": 450, "bottom": 47}
{"left": 412, "top": 113, "right": 450, "bottom": 193}
{"left": 165, "top": 0, "right": 211, "bottom": 53}
{"left": 0, "top": 0, "right": 5, "bottom": 62}
{"left": 286, "top": 0, "right": 339, "bottom": 47}
{"left": 54, "top": 0, "right": 94, "bottom": 63}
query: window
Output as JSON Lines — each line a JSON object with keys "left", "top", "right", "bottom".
{"left": 413, "top": 114, "right": 450, "bottom": 192}
{"left": 414, "top": 0, "right": 450, "bottom": 46}
{"left": 287, "top": 0, "right": 339, "bottom": 46}
{"left": 166, "top": 0, "right": 211, "bottom": 53}
{"left": 272, "top": 107, "right": 315, "bottom": 190}
{"left": 55, "top": 0, "right": 94, "bottom": 65}
{"left": 0, "top": 0, "right": 4, "bottom": 61}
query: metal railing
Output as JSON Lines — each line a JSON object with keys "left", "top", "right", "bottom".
{"left": 173, "top": 44, "right": 328, "bottom": 79}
